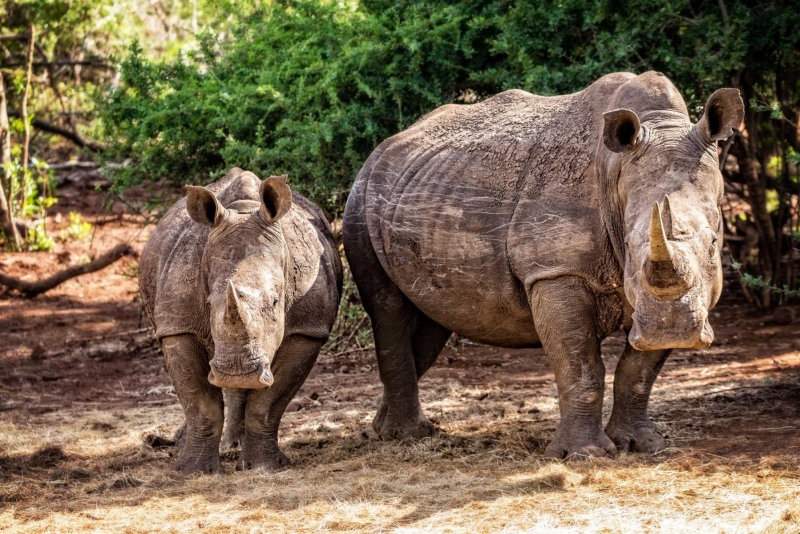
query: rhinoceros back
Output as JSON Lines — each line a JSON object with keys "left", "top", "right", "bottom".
{"left": 349, "top": 75, "right": 630, "bottom": 346}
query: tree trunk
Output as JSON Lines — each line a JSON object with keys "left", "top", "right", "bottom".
{"left": 0, "top": 74, "right": 21, "bottom": 250}
{"left": 18, "top": 25, "right": 35, "bottom": 213}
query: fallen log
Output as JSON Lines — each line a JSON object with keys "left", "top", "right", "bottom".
{"left": 0, "top": 243, "right": 135, "bottom": 298}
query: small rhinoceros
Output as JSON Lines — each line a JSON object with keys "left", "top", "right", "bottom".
{"left": 140, "top": 168, "right": 342, "bottom": 474}
{"left": 343, "top": 71, "right": 743, "bottom": 459}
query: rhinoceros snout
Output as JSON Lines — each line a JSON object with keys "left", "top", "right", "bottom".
{"left": 207, "top": 365, "right": 274, "bottom": 389}
{"left": 628, "top": 315, "right": 713, "bottom": 351}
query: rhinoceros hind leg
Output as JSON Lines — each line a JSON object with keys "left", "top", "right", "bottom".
{"left": 363, "top": 287, "right": 443, "bottom": 440}
{"left": 345, "top": 216, "right": 445, "bottom": 441}
{"left": 605, "top": 343, "right": 670, "bottom": 454}
{"left": 237, "top": 335, "right": 321, "bottom": 470}
{"left": 530, "top": 278, "right": 615, "bottom": 460}
{"left": 162, "top": 334, "right": 223, "bottom": 475}
{"left": 372, "top": 312, "right": 451, "bottom": 438}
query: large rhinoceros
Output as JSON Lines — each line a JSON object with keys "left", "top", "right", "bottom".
{"left": 140, "top": 168, "right": 342, "bottom": 473}
{"left": 343, "top": 71, "right": 743, "bottom": 459}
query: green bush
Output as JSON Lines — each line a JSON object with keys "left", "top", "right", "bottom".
{"left": 101, "top": 1, "right": 493, "bottom": 213}
{"left": 101, "top": 0, "right": 798, "bottom": 302}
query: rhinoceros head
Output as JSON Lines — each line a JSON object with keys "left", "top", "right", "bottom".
{"left": 603, "top": 77, "right": 743, "bottom": 351}
{"left": 185, "top": 175, "right": 292, "bottom": 389}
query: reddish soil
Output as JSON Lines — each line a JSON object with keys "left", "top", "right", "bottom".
{"left": 1, "top": 181, "right": 799, "bottom": 462}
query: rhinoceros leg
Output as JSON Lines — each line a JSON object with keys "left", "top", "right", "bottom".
{"left": 605, "top": 343, "right": 670, "bottom": 453}
{"left": 162, "top": 334, "right": 224, "bottom": 474}
{"left": 345, "top": 218, "right": 446, "bottom": 440}
{"left": 236, "top": 334, "right": 322, "bottom": 470}
{"left": 372, "top": 312, "right": 452, "bottom": 437}
{"left": 221, "top": 388, "right": 247, "bottom": 451}
{"left": 529, "top": 278, "right": 616, "bottom": 460}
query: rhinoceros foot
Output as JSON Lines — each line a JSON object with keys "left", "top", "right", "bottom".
{"left": 372, "top": 399, "right": 435, "bottom": 440}
{"left": 172, "top": 423, "right": 187, "bottom": 449}
{"left": 605, "top": 420, "right": 666, "bottom": 454}
{"left": 220, "top": 422, "right": 243, "bottom": 452}
{"left": 174, "top": 446, "right": 221, "bottom": 475}
{"left": 235, "top": 447, "right": 290, "bottom": 471}
{"left": 544, "top": 427, "right": 616, "bottom": 461}
{"left": 375, "top": 414, "right": 435, "bottom": 441}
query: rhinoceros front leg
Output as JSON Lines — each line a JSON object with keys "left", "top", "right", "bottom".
{"left": 529, "top": 278, "right": 615, "bottom": 460}
{"left": 236, "top": 335, "right": 322, "bottom": 471}
{"left": 605, "top": 342, "right": 670, "bottom": 453}
{"left": 162, "top": 334, "right": 224, "bottom": 474}
{"left": 221, "top": 388, "right": 246, "bottom": 451}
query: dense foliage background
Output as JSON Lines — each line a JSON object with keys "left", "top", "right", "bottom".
{"left": 1, "top": 0, "right": 798, "bottom": 305}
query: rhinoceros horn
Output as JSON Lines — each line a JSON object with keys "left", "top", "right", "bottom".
{"left": 225, "top": 280, "right": 243, "bottom": 324}
{"left": 646, "top": 199, "right": 688, "bottom": 291}
{"left": 649, "top": 201, "right": 673, "bottom": 264}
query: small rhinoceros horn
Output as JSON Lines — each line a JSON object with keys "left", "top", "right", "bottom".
{"left": 226, "top": 280, "right": 243, "bottom": 324}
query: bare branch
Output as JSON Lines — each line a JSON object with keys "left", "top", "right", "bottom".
{"left": 2, "top": 60, "right": 114, "bottom": 70}
{"left": 0, "top": 244, "right": 135, "bottom": 298}
{"left": 6, "top": 111, "right": 105, "bottom": 152}
{"left": 717, "top": 0, "right": 730, "bottom": 32}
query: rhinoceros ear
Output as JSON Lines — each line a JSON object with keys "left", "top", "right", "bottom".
{"left": 696, "top": 88, "right": 744, "bottom": 142}
{"left": 185, "top": 185, "right": 228, "bottom": 227}
{"left": 259, "top": 175, "right": 292, "bottom": 224}
{"left": 602, "top": 109, "right": 642, "bottom": 153}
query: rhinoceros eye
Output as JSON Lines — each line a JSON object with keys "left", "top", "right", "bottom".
{"left": 709, "top": 234, "right": 718, "bottom": 256}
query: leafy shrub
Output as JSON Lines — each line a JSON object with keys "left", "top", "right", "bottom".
{"left": 101, "top": 0, "right": 798, "bottom": 303}
{"left": 101, "top": 1, "right": 493, "bottom": 213}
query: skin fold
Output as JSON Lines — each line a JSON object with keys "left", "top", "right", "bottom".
{"left": 343, "top": 71, "right": 743, "bottom": 459}
{"left": 140, "top": 168, "right": 342, "bottom": 474}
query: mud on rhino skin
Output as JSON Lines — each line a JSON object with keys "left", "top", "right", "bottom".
{"left": 140, "top": 168, "right": 343, "bottom": 474}
{"left": 343, "top": 71, "right": 743, "bottom": 459}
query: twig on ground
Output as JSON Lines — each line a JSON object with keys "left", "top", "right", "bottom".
{"left": 329, "top": 345, "right": 375, "bottom": 358}
{"left": 705, "top": 384, "right": 799, "bottom": 395}
{"left": 338, "top": 315, "right": 367, "bottom": 351}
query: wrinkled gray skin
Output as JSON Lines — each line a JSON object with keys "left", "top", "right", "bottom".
{"left": 343, "top": 72, "right": 743, "bottom": 459}
{"left": 140, "top": 168, "right": 342, "bottom": 474}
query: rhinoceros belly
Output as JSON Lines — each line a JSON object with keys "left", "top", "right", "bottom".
{"left": 367, "top": 178, "right": 539, "bottom": 347}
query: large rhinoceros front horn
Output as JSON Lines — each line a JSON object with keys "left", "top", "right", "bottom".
{"left": 225, "top": 280, "right": 244, "bottom": 324}
{"left": 646, "top": 198, "right": 688, "bottom": 292}
{"left": 649, "top": 200, "right": 673, "bottom": 263}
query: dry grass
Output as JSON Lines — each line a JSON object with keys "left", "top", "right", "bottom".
{"left": 2, "top": 348, "right": 799, "bottom": 534}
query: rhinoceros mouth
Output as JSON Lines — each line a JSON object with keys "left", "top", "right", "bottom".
{"left": 209, "top": 360, "right": 260, "bottom": 376}
{"left": 208, "top": 349, "right": 264, "bottom": 376}
{"left": 207, "top": 365, "right": 274, "bottom": 389}
{"left": 629, "top": 312, "right": 713, "bottom": 351}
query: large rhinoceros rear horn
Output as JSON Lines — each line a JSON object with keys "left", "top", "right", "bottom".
{"left": 649, "top": 201, "right": 674, "bottom": 264}
{"left": 226, "top": 280, "right": 243, "bottom": 324}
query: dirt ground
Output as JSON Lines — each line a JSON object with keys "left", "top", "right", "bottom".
{"left": 1, "top": 182, "right": 799, "bottom": 533}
